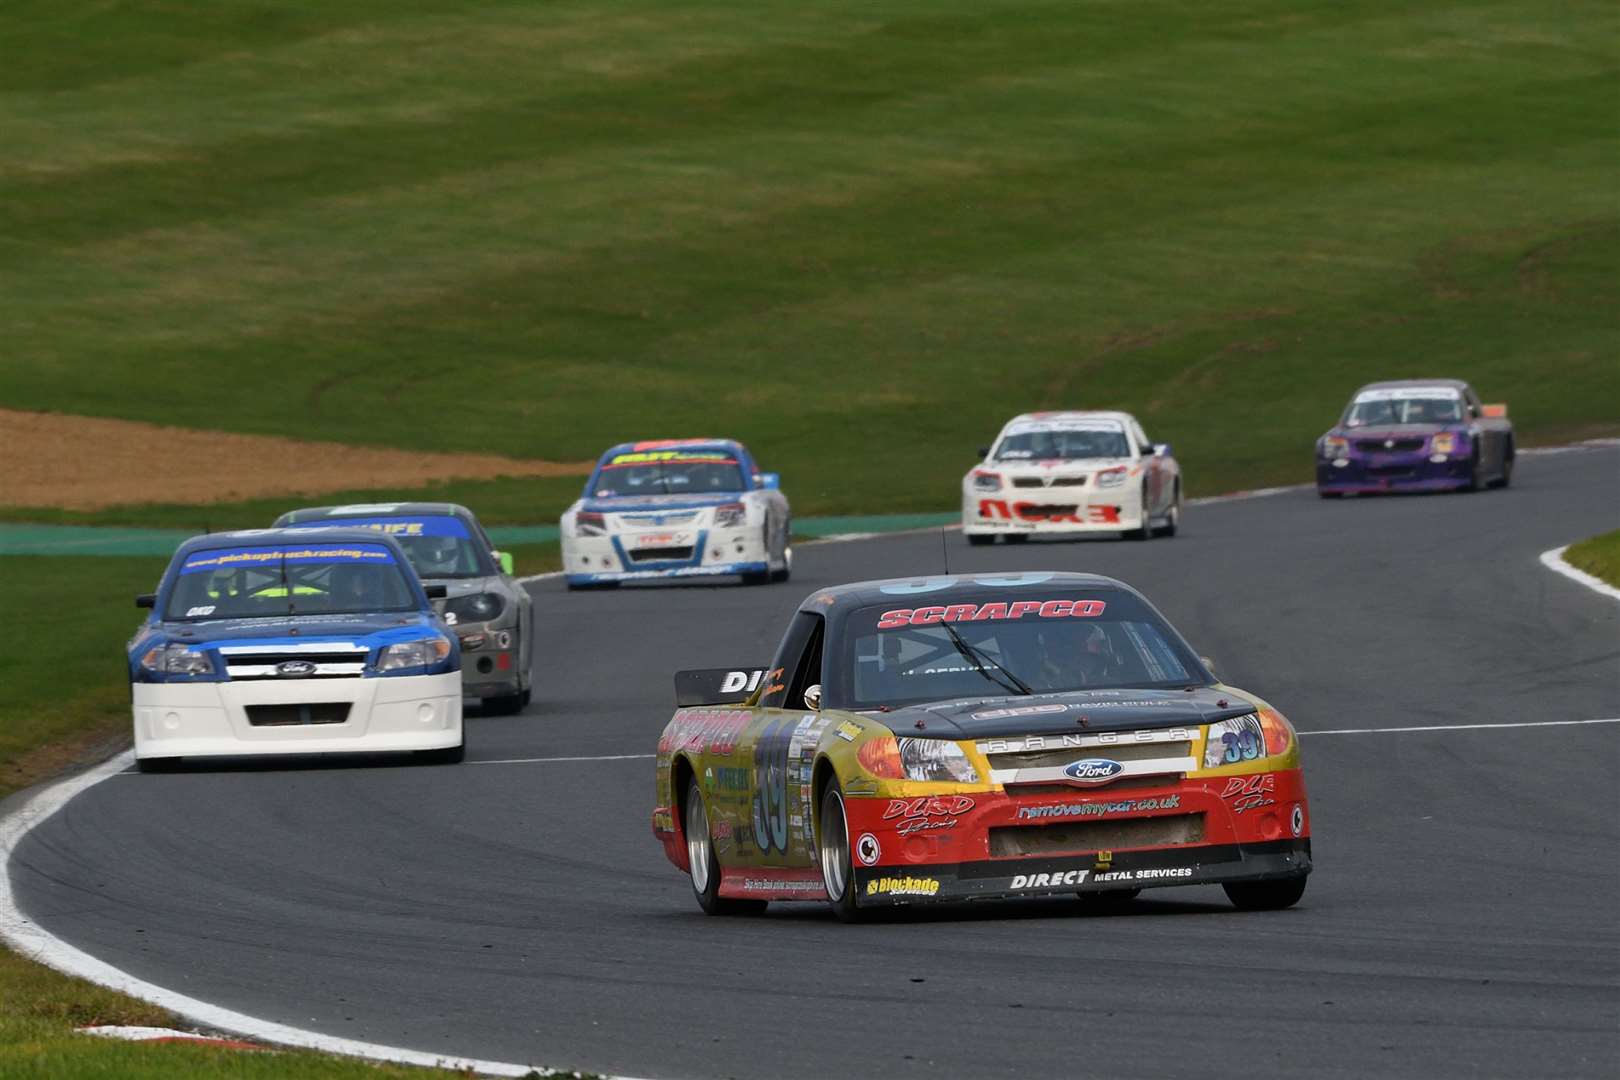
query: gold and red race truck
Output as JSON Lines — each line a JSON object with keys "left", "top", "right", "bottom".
{"left": 653, "top": 572, "right": 1311, "bottom": 920}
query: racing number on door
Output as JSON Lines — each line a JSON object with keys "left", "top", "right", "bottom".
{"left": 751, "top": 717, "right": 793, "bottom": 854}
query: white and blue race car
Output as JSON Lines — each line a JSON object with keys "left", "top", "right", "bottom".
{"left": 559, "top": 439, "right": 791, "bottom": 588}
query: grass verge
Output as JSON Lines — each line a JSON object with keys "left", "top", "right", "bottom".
{"left": 1563, "top": 530, "right": 1620, "bottom": 589}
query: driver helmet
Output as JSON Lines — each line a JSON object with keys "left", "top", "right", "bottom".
{"left": 414, "top": 534, "right": 461, "bottom": 575}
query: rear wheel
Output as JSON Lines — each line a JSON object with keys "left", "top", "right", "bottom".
{"left": 686, "top": 777, "right": 766, "bottom": 916}
{"left": 1223, "top": 876, "right": 1307, "bottom": 911}
{"left": 818, "top": 784, "right": 867, "bottom": 923}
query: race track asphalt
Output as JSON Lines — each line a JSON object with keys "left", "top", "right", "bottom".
{"left": 9, "top": 447, "right": 1619, "bottom": 1079}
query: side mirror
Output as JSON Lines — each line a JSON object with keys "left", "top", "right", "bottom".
{"left": 494, "top": 550, "right": 515, "bottom": 575}
{"left": 1200, "top": 656, "right": 1216, "bottom": 675}
{"left": 1482, "top": 403, "right": 1508, "bottom": 418}
{"left": 758, "top": 472, "right": 780, "bottom": 490}
{"left": 423, "top": 584, "right": 448, "bottom": 600}
{"left": 135, "top": 593, "right": 156, "bottom": 609}
{"left": 1153, "top": 443, "right": 1172, "bottom": 458}
{"left": 803, "top": 684, "right": 823, "bottom": 710}
{"left": 977, "top": 446, "right": 991, "bottom": 459}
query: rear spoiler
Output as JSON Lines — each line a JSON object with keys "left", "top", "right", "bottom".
{"left": 674, "top": 667, "right": 767, "bottom": 707}
{"left": 1481, "top": 403, "right": 1508, "bottom": 418}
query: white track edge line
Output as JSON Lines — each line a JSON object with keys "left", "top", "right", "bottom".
{"left": 1539, "top": 545, "right": 1620, "bottom": 603}
{"left": 0, "top": 750, "right": 646, "bottom": 1080}
{"left": 1301, "top": 717, "right": 1619, "bottom": 736}
{"left": 469, "top": 753, "right": 656, "bottom": 765}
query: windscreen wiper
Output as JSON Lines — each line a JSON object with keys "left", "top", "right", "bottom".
{"left": 938, "top": 620, "right": 1033, "bottom": 697}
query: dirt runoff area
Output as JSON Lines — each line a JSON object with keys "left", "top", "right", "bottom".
{"left": 0, "top": 409, "right": 594, "bottom": 511}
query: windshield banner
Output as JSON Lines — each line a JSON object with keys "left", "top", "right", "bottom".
{"left": 877, "top": 599, "right": 1107, "bottom": 629}
{"left": 180, "top": 544, "right": 397, "bottom": 574}
{"left": 1353, "top": 386, "right": 1460, "bottom": 402}
{"left": 287, "top": 517, "right": 471, "bottom": 539}
{"left": 606, "top": 450, "right": 739, "bottom": 467}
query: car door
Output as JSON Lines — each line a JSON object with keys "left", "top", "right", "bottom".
{"left": 1131, "top": 419, "right": 1165, "bottom": 515}
{"left": 743, "top": 612, "right": 829, "bottom": 868}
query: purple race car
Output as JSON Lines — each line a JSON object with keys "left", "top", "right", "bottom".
{"left": 1316, "top": 379, "right": 1514, "bottom": 497}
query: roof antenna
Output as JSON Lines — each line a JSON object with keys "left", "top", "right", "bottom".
{"left": 940, "top": 526, "right": 952, "bottom": 576}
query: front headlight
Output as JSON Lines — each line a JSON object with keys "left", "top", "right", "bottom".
{"left": 899, "top": 738, "right": 980, "bottom": 783}
{"left": 574, "top": 511, "right": 606, "bottom": 537}
{"left": 1321, "top": 435, "right": 1350, "bottom": 459}
{"left": 1204, "top": 709, "right": 1294, "bottom": 768}
{"left": 1095, "top": 466, "right": 1128, "bottom": 488}
{"left": 713, "top": 502, "right": 747, "bottom": 527}
{"left": 376, "top": 637, "right": 453, "bottom": 673}
{"left": 971, "top": 471, "right": 1002, "bottom": 491}
{"left": 139, "top": 643, "right": 215, "bottom": 676}
{"left": 1431, "top": 432, "right": 1457, "bottom": 454}
{"left": 445, "top": 591, "right": 504, "bottom": 624}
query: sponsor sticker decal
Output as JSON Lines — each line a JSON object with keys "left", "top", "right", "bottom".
{"left": 1010, "top": 870, "right": 1090, "bottom": 890}
{"left": 835, "top": 720, "right": 862, "bottom": 742}
{"left": 1218, "top": 774, "right": 1277, "bottom": 814}
{"left": 877, "top": 599, "right": 1106, "bottom": 630}
{"left": 1291, "top": 803, "right": 1304, "bottom": 836}
{"left": 882, "top": 796, "right": 974, "bottom": 837}
{"left": 855, "top": 833, "right": 881, "bottom": 866}
{"left": 865, "top": 876, "right": 940, "bottom": 898}
{"left": 1092, "top": 867, "right": 1194, "bottom": 883}
{"left": 1062, "top": 758, "right": 1124, "bottom": 784}
{"left": 1015, "top": 795, "right": 1181, "bottom": 821}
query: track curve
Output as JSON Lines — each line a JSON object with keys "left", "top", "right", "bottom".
{"left": 10, "top": 448, "right": 1620, "bottom": 1079}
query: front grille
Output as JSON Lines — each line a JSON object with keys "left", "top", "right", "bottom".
{"left": 245, "top": 703, "right": 351, "bottom": 727}
{"left": 1366, "top": 465, "right": 1416, "bottom": 478}
{"left": 1355, "top": 438, "right": 1425, "bottom": 453}
{"left": 224, "top": 650, "right": 369, "bottom": 680}
{"left": 1011, "top": 476, "right": 1088, "bottom": 488}
{"left": 619, "top": 511, "right": 700, "bottom": 526}
{"left": 989, "top": 814, "right": 1204, "bottom": 857}
{"left": 1008, "top": 777, "right": 1173, "bottom": 796}
{"left": 628, "top": 546, "right": 694, "bottom": 563}
{"left": 989, "top": 740, "right": 1192, "bottom": 771}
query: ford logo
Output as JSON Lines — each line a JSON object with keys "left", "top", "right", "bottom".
{"left": 275, "top": 660, "right": 316, "bottom": 677}
{"left": 1063, "top": 758, "right": 1124, "bottom": 783}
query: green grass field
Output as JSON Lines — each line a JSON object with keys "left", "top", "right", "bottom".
{"left": 1565, "top": 529, "right": 1620, "bottom": 588}
{"left": 4, "top": 0, "right": 1616, "bottom": 522}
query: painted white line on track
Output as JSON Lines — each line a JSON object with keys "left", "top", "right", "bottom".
{"left": 470, "top": 752, "right": 655, "bottom": 765}
{"left": 0, "top": 750, "right": 645, "bottom": 1080}
{"left": 1539, "top": 545, "right": 1620, "bottom": 604}
{"left": 1301, "top": 717, "right": 1618, "bottom": 736}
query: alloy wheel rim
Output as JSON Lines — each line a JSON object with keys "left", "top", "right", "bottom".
{"left": 685, "top": 789, "right": 711, "bottom": 894}
{"left": 819, "top": 791, "right": 849, "bottom": 900}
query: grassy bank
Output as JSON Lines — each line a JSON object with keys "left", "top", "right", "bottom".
{"left": 1564, "top": 530, "right": 1620, "bottom": 588}
{"left": 3, "top": 0, "right": 1616, "bottom": 521}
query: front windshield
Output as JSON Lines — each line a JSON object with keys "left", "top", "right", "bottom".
{"left": 1345, "top": 388, "right": 1463, "bottom": 427}
{"left": 593, "top": 449, "right": 745, "bottom": 496}
{"left": 284, "top": 516, "right": 490, "bottom": 578}
{"left": 831, "top": 590, "right": 1202, "bottom": 709}
{"left": 164, "top": 543, "right": 418, "bottom": 621}
{"left": 994, "top": 423, "right": 1131, "bottom": 461}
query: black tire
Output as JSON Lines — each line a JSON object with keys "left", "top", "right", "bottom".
{"left": 1003, "top": 534, "right": 1028, "bottom": 545}
{"left": 770, "top": 544, "right": 792, "bottom": 583}
{"left": 741, "top": 570, "right": 771, "bottom": 585}
{"left": 1125, "top": 484, "right": 1153, "bottom": 541}
{"left": 1154, "top": 484, "right": 1181, "bottom": 537}
{"left": 818, "top": 783, "right": 867, "bottom": 923}
{"left": 1223, "top": 875, "right": 1307, "bottom": 911}
{"left": 966, "top": 534, "right": 994, "bottom": 547}
{"left": 684, "top": 776, "right": 767, "bottom": 916}
{"left": 483, "top": 692, "right": 525, "bottom": 716}
{"left": 1465, "top": 456, "right": 1482, "bottom": 492}
{"left": 1317, "top": 489, "right": 1343, "bottom": 499}
{"left": 1493, "top": 439, "right": 1515, "bottom": 488}
{"left": 566, "top": 580, "right": 620, "bottom": 591}
{"left": 135, "top": 756, "right": 179, "bottom": 773}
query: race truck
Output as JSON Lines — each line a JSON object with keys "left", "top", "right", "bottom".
{"left": 652, "top": 572, "right": 1311, "bottom": 920}
{"left": 1316, "top": 379, "right": 1515, "bottom": 496}
{"left": 129, "top": 528, "right": 463, "bottom": 771}
{"left": 962, "top": 411, "right": 1182, "bottom": 543}
{"left": 274, "top": 503, "right": 534, "bottom": 714}
{"left": 560, "top": 438, "right": 791, "bottom": 588}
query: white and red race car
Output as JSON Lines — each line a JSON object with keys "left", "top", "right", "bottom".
{"left": 961, "top": 411, "right": 1182, "bottom": 544}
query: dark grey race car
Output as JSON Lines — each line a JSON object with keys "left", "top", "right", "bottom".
{"left": 274, "top": 502, "right": 534, "bottom": 713}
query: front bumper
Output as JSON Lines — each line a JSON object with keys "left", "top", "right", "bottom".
{"left": 962, "top": 489, "right": 1144, "bottom": 535}
{"left": 1317, "top": 452, "right": 1473, "bottom": 493}
{"left": 450, "top": 623, "right": 523, "bottom": 698}
{"left": 564, "top": 523, "right": 770, "bottom": 583}
{"left": 132, "top": 671, "right": 462, "bottom": 759}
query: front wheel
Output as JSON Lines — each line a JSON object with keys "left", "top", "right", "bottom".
{"left": 135, "top": 756, "right": 180, "bottom": 774}
{"left": 818, "top": 784, "right": 866, "bottom": 923}
{"left": 1154, "top": 485, "right": 1181, "bottom": 538}
{"left": 1493, "top": 440, "right": 1515, "bottom": 488}
{"left": 1125, "top": 484, "right": 1153, "bottom": 541}
{"left": 416, "top": 737, "right": 465, "bottom": 765}
{"left": 966, "top": 534, "right": 994, "bottom": 547}
{"left": 770, "top": 545, "right": 792, "bottom": 583}
{"left": 685, "top": 777, "right": 766, "bottom": 916}
{"left": 1223, "top": 876, "right": 1307, "bottom": 910}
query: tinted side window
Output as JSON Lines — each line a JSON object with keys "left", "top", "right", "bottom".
{"left": 759, "top": 611, "right": 822, "bottom": 709}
